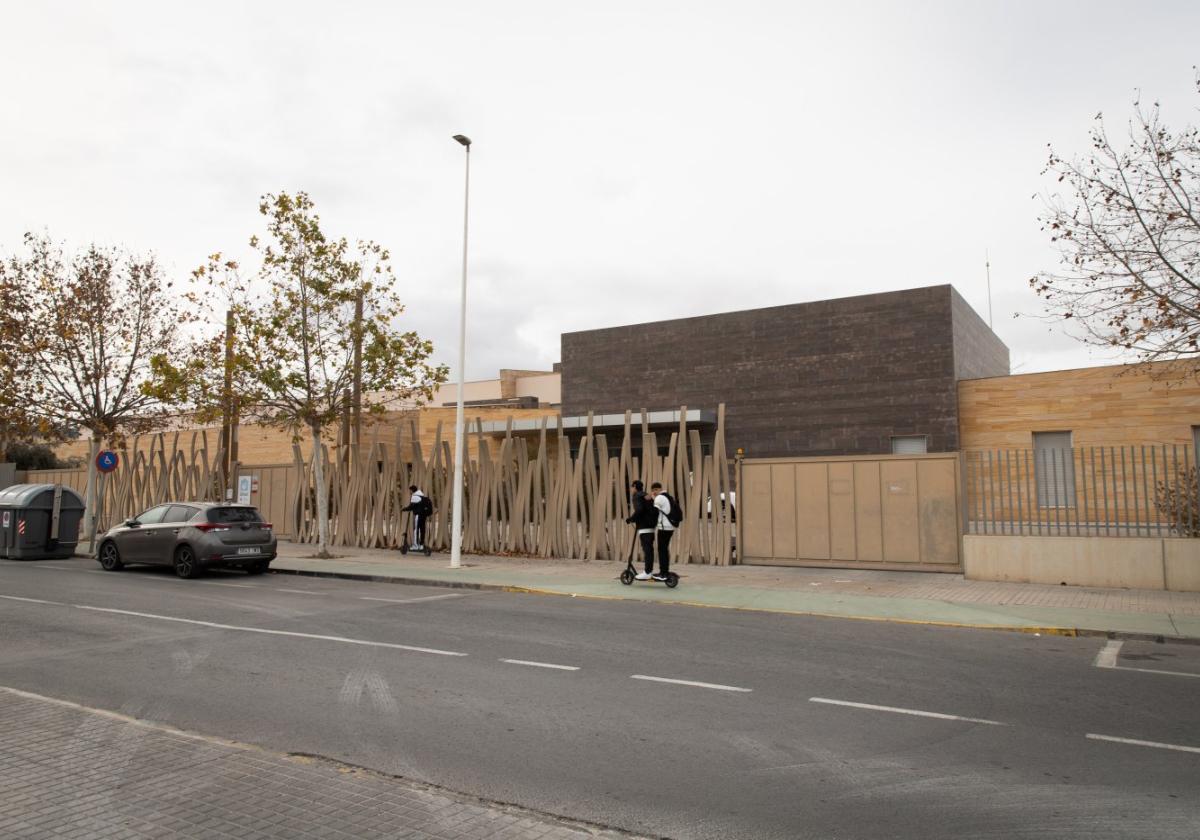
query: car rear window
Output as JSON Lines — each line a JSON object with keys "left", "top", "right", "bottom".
{"left": 207, "top": 507, "right": 264, "bottom": 524}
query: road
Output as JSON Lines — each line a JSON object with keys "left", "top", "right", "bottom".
{"left": 2, "top": 557, "right": 1198, "bottom": 839}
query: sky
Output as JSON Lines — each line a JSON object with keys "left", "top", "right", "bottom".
{"left": 2, "top": 0, "right": 1198, "bottom": 380}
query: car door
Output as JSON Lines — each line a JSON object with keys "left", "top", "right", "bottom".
{"left": 122, "top": 505, "right": 172, "bottom": 563}
{"left": 143, "top": 505, "right": 198, "bottom": 564}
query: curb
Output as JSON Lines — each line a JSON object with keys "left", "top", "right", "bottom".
{"left": 269, "top": 565, "right": 1200, "bottom": 645}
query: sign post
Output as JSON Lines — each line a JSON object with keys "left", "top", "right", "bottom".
{"left": 90, "top": 450, "right": 119, "bottom": 556}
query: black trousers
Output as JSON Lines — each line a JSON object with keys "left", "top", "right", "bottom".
{"left": 638, "top": 532, "right": 655, "bottom": 573}
{"left": 656, "top": 529, "right": 673, "bottom": 577}
{"left": 638, "top": 530, "right": 674, "bottom": 575}
{"left": 413, "top": 514, "right": 426, "bottom": 546}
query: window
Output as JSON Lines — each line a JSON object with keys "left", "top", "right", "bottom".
{"left": 164, "top": 505, "right": 199, "bottom": 523}
{"left": 890, "top": 435, "right": 928, "bottom": 455}
{"left": 207, "top": 507, "right": 263, "bottom": 524}
{"left": 135, "top": 505, "right": 171, "bottom": 525}
{"left": 1034, "top": 431, "right": 1076, "bottom": 508}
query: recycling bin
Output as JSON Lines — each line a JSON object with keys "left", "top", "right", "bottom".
{"left": 0, "top": 484, "right": 85, "bottom": 560}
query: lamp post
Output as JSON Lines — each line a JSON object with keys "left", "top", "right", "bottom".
{"left": 449, "top": 134, "right": 471, "bottom": 569}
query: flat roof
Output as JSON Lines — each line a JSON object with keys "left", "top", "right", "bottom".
{"left": 475, "top": 408, "right": 716, "bottom": 434}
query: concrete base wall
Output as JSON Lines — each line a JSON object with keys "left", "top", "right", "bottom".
{"left": 963, "top": 535, "right": 1200, "bottom": 592}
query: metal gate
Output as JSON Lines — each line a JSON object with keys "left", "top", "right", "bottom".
{"left": 738, "top": 453, "right": 962, "bottom": 570}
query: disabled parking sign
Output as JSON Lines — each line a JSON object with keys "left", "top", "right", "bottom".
{"left": 96, "top": 450, "right": 119, "bottom": 473}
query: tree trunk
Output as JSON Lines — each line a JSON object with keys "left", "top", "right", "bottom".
{"left": 311, "top": 424, "right": 331, "bottom": 558}
{"left": 83, "top": 436, "right": 99, "bottom": 554}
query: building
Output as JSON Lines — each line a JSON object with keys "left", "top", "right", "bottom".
{"left": 958, "top": 360, "right": 1200, "bottom": 452}
{"left": 561, "top": 285, "right": 1008, "bottom": 459}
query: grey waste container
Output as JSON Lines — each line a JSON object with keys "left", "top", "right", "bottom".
{"left": 0, "top": 484, "right": 86, "bottom": 560}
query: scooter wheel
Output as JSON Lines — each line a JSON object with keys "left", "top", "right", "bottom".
{"left": 423, "top": 546, "right": 432, "bottom": 557}
{"left": 619, "top": 569, "right": 635, "bottom": 585}
{"left": 399, "top": 543, "right": 409, "bottom": 555}
{"left": 665, "top": 573, "right": 680, "bottom": 589}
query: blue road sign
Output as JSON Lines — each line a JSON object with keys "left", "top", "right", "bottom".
{"left": 96, "top": 450, "right": 119, "bottom": 473}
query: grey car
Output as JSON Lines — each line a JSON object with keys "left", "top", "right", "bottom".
{"left": 96, "top": 502, "right": 277, "bottom": 578}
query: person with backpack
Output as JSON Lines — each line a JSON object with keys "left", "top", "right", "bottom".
{"left": 625, "top": 480, "right": 658, "bottom": 580}
{"left": 401, "top": 485, "right": 433, "bottom": 550}
{"left": 650, "top": 481, "right": 683, "bottom": 581}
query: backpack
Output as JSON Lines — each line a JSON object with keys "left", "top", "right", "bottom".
{"left": 418, "top": 496, "right": 434, "bottom": 517}
{"left": 663, "top": 492, "right": 684, "bottom": 528}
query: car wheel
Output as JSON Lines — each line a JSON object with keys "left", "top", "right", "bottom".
{"left": 245, "top": 560, "right": 269, "bottom": 575}
{"left": 98, "top": 541, "right": 124, "bottom": 571}
{"left": 173, "top": 546, "right": 201, "bottom": 579}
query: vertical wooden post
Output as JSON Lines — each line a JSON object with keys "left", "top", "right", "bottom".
{"left": 221, "top": 309, "right": 236, "bottom": 492}
{"left": 352, "top": 290, "right": 363, "bottom": 447}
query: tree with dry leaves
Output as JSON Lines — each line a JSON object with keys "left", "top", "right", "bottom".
{"left": 1032, "top": 76, "right": 1200, "bottom": 369}
{"left": 4, "top": 233, "right": 194, "bottom": 539}
{"left": 150, "top": 192, "right": 447, "bottom": 558}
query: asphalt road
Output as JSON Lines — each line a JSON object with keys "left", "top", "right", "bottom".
{"left": 2, "top": 557, "right": 1198, "bottom": 840}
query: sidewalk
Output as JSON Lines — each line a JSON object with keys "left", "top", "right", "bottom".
{"left": 0, "top": 686, "right": 641, "bottom": 840}
{"left": 270, "top": 541, "right": 1200, "bottom": 641}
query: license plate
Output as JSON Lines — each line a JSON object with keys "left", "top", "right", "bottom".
{"left": 236, "top": 547, "right": 261, "bottom": 556}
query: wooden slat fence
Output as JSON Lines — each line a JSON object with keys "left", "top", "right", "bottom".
{"left": 291, "top": 405, "right": 736, "bottom": 564}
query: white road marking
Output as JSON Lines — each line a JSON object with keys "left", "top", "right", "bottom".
{"left": 809, "top": 697, "right": 1007, "bottom": 726}
{"left": 1086, "top": 733, "right": 1200, "bottom": 755}
{"left": 0, "top": 594, "right": 63, "bottom": 606}
{"left": 69, "top": 604, "right": 468, "bottom": 656}
{"left": 1094, "top": 640, "right": 1123, "bottom": 668}
{"left": 1092, "top": 639, "right": 1200, "bottom": 678}
{"left": 360, "top": 594, "right": 466, "bottom": 605}
{"left": 198, "top": 581, "right": 257, "bottom": 589}
{"left": 631, "top": 675, "right": 752, "bottom": 693}
{"left": 28, "top": 565, "right": 104, "bottom": 574}
{"left": 273, "top": 588, "right": 322, "bottom": 595}
{"left": 500, "top": 659, "right": 579, "bottom": 671}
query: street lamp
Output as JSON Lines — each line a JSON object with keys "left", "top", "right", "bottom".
{"left": 450, "top": 134, "right": 471, "bottom": 569}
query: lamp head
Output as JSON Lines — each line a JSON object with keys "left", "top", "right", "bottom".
{"left": 452, "top": 134, "right": 472, "bottom": 147}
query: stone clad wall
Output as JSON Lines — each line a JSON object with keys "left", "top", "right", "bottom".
{"left": 562, "top": 285, "right": 1007, "bottom": 458}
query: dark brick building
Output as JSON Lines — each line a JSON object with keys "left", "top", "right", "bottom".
{"left": 560, "top": 285, "right": 1008, "bottom": 458}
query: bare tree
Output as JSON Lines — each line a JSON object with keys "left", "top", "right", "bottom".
{"left": 1032, "top": 75, "right": 1200, "bottom": 369}
{"left": 5, "top": 233, "right": 194, "bottom": 537}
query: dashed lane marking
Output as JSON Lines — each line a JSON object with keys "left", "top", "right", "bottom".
{"left": 18, "top": 600, "right": 470, "bottom": 656}
{"left": 0, "top": 594, "right": 62, "bottom": 606}
{"left": 631, "top": 674, "right": 752, "bottom": 692}
{"left": 500, "top": 659, "right": 579, "bottom": 671}
{"left": 360, "top": 594, "right": 467, "bottom": 605}
{"left": 1086, "top": 733, "right": 1200, "bottom": 755}
{"left": 809, "top": 696, "right": 1007, "bottom": 725}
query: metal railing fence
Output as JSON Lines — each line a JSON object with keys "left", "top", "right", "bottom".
{"left": 964, "top": 446, "right": 1199, "bottom": 538}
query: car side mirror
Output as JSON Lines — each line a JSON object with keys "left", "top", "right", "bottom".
{"left": 124, "top": 519, "right": 139, "bottom": 528}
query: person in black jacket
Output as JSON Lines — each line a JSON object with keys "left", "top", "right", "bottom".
{"left": 400, "top": 485, "right": 431, "bottom": 549}
{"left": 624, "top": 480, "right": 658, "bottom": 580}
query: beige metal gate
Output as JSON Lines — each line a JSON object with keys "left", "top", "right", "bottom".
{"left": 739, "top": 453, "right": 962, "bottom": 570}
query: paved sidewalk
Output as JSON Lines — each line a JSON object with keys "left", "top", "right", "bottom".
{"left": 0, "top": 686, "right": 642, "bottom": 840}
{"left": 270, "top": 541, "right": 1200, "bottom": 640}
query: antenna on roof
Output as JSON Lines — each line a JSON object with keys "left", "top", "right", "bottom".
{"left": 985, "top": 249, "right": 993, "bottom": 329}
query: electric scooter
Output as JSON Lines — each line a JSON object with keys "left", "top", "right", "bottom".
{"left": 618, "top": 529, "right": 679, "bottom": 588}
{"left": 398, "top": 511, "right": 433, "bottom": 556}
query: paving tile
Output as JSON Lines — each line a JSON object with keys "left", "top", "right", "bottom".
{"left": 0, "top": 689, "right": 643, "bottom": 840}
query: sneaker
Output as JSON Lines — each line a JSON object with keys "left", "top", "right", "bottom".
{"left": 652, "top": 573, "right": 668, "bottom": 581}
{"left": 635, "top": 572, "right": 652, "bottom": 580}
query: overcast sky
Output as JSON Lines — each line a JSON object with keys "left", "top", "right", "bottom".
{"left": 3, "top": 0, "right": 1198, "bottom": 380}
